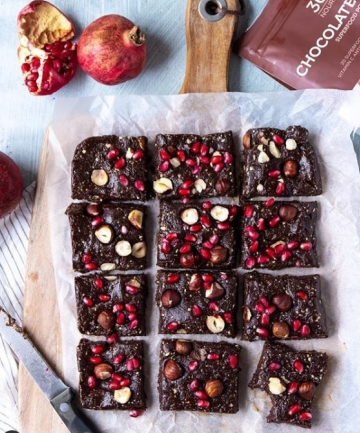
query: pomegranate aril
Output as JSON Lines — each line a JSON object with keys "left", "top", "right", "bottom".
{"left": 257, "top": 218, "right": 265, "bottom": 231}
{"left": 268, "top": 362, "right": 281, "bottom": 371}
{"left": 260, "top": 296, "right": 269, "bottom": 307}
{"left": 185, "top": 158, "right": 196, "bottom": 167}
{"left": 21, "top": 63, "right": 31, "bottom": 73}
{"left": 180, "top": 244, "right": 192, "bottom": 254}
{"left": 281, "top": 250, "right": 292, "bottom": 262}
{"left": 195, "top": 390, "right": 208, "bottom": 400}
{"left": 190, "top": 379, "right": 199, "bottom": 391}
{"left": 217, "top": 222, "right": 230, "bottom": 230}
{"left": 294, "top": 360, "right": 304, "bottom": 373}
{"left": 209, "top": 302, "right": 219, "bottom": 311}
{"left": 297, "top": 291, "right": 308, "bottom": 300}
{"left": 214, "top": 163, "right": 224, "bottom": 173}
{"left": 257, "top": 255, "right": 270, "bottom": 265}
{"left": 98, "top": 294, "right": 110, "bottom": 302}
{"left": 300, "top": 324, "right": 310, "bottom": 337}
{"left": 91, "top": 345, "right": 104, "bottom": 354}
{"left": 200, "top": 215, "right": 211, "bottom": 227}
{"left": 256, "top": 327, "right": 269, "bottom": 338}
{"left": 200, "top": 155, "right": 210, "bottom": 164}
{"left": 128, "top": 312, "right": 137, "bottom": 321}
{"left": 120, "top": 378, "right": 131, "bottom": 387}
{"left": 210, "top": 155, "right": 223, "bottom": 165}
{"left": 269, "top": 216, "right": 281, "bottom": 227}
{"left": 288, "top": 381, "right": 299, "bottom": 394}
{"left": 245, "top": 257, "right": 256, "bottom": 269}
{"left": 299, "top": 412, "right": 312, "bottom": 421}
{"left": 273, "top": 134, "right": 284, "bottom": 144}
{"left": 202, "top": 240, "right": 214, "bottom": 249}
{"left": 191, "top": 142, "right": 201, "bottom": 153}
{"left": 133, "top": 150, "right": 144, "bottom": 159}
{"left": 178, "top": 187, "right": 191, "bottom": 196}
{"left": 300, "top": 241, "right": 313, "bottom": 251}
{"left": 192, "top": 166, "right": 202, "bottom": 175}
{"left": 255, "top": 302, "right": 265, "bottom": 313}
{"left": 166, "top": 232, "right": 178, "bottom": 242}
{"left": 109, "top": 380, "right": 121, "bottom": 390}
{"left": 114, "top": 157, "right": 126, "bottom": 169}
{"left": 182, "top": 197, "right": 190, "bottom": 204}
{"left": 229, "top": 354, "right": 238, "bottom": 369}
{"left": 82, "top": 253, "right": 92, "bottom": 264}
{"left": 197, "top": 399, "right": 210, "bottom": 409}
{"left": 192, "top": 305, "right": 202, "bottom": 317}
{"left": 288, "top": 404, "right": 302, "bottom": 416}
{"left": 91, "top": 216, "right": 104, "bottom": 227}
{"left": 265, "top": 197, "right": 275, "bottom": 207}
{"left": 265, "top": 247, "right": 276, "bottom": 260}
{"left": 229, "top": 205, "right": 238, "bottom": 217}
{"left": 188, "top": 361, "right": 198, "bottom": 371}
{"left": 106, "top": 333, "right": 118, "bottom": 344}
{"left": 87, "top": 376, "right": 96, "bottom": 389}
{"left": 116, "top": 312, "right": 125, "bottom": 325}
{"left": 107, "top": 148, "right": 119, "bottom": 159}
{"left": 224, "top": 152, "right": 233, "bottom": 163}
{"left": 260, "top": 313, "right": 269, "bottom": 326}
{"left": 159, "top": 161, "right": 170, "bottom": 172}
{"left": 223, "top": 312, "right": 233, "bottom": 324}
{"left": 249, "top": 241, "right": 259, "bottom": 254}
{"left": 129, "top": 409, "right": 144, "bottom": 418}
{"left": 200, "top": 144, "right": 209, "bottom": 156}
{"left": 177, "top": 150, "right": 186, "bottom": 161}
{"left": 202, "top": 201, "right": 212, "bottom": 210}
{"left": 113, "top": 354, "right": 125, "bottom": 364}
{"left": 135, "top": 180, "right": 145, "bottom": 191}
{"left": 190, "top": 224, "right": 202, "bottom": 233}
{"left": 244, "top": 205, "right": 254, "bottom": 219}
{"left": 126, "top": 285, "right": 139, "bottom": 295}
{"left": 113, "top": 303, "right": 124, "bottom": 313}
{"left": 125, "top": 303, "right": 136, "bottom": 312}
{"left": 276, "top": 182, "right": 285, "bottom": 195}
{"left": 182, "top": 179, "right": 193, "bottom": 189}
{"left": 167, "top": 321, "right": 178, "bottom": 331}
{"left": 184, "top": 234, "right": 196, "bottom": 243}
{"left": 89, "top": 356, "right": 102, "bottom": 365}
{"left": 83, "top": 297, "right": 93, "bottom": 307}
{"left": 119, "top": 174, "right": 129, "bottom": 186}
{"left": 268, "top": 169, "right": 281, "bottom": 178}
{"left": 292, "top": 319, "right": 302, "bottom": 331}
{"left": 94, "top": 277, "right": 104, "bottom": 289}
{"left": 160, "top": 150, "right": 170, "bottom": 160}
{"left": 245, "top": 226, "right": 259, "bottom": 240}
{"left": 287, "top": 240, "right": 299, "bottom": 250}
{"left": 209, "top": 234, "right": 219, "bottom": 245}
{"left": 167, "top": 274, "right": 179, "bottom": 284}
{"left": 112, "top": 373, "right": 123, "bottom": 382}
{"left": 203, "top": 281, "right": 211, "bottom": 290}
{"left": 274, "top": 244, "right": 286, "bottom": 255}
{"left": 265, "top": 305, "right": 276, "bottom": 315}
{"left": 161, "top": 242, "right": 171, "bottom": 254}
{"left": 200, "top": 248, "right": 211, "bottom": 260}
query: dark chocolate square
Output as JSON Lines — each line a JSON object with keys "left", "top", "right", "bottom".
{"left": 156, "top": 270, "right": 238, "bottom": 337}
{"left": 71, "top": 135, "right": 148, "bottom": 202}
{"left": 153, "top": 131, "right": 236, "bottom": 199}
{"left": 242, "top": 272, "right": 327, "bottom": 341}
{"left": 249, "top": 341, "right": 328, "bottom": 428}
{"left": 75, "top": 274, "right": 147, "bottom": 336}
{"left": 158, "top": 339, "right": 241, "bottom": 413}
{"left": 241, "top": 126, "right": 322, "bottom": 198}
{"left": 66, "top": 202, "right": 147, "bottom": 273}
{"left": 240, "top": 200, "right": 319, "bottom": 270}
{"left": 77, "top": 338, "right": 146, "bottom": 411}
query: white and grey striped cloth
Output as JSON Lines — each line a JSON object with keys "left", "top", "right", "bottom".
{"left": 0, "top": 183, "right": 35, "bottom": 433}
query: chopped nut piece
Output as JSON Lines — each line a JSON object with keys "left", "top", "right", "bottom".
{"left": 113, "top": 387, "right": 132, "bottom": 404}
{"left": 210, "top": 205, "right": 229, "bottom": 222}
{"left": 153, "top": 178, "right": 173, "bottom": 194}
{"left": 91, "top": 169, "right": 108, "bottom": 186}
{"left": 268, "top": 377, "right": 286, "bottom": 395}
{"left": 115, "top": 240, "right": 132, "bottom": 257}
{"left": 180, "top": 208, "right": 199, "bottom": 225}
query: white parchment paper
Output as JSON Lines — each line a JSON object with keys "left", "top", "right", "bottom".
{"left": 46, "top": 90, "right": 360, "bottom": 433}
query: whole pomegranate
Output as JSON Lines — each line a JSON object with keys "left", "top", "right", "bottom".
{"left": 17, "top": 1, "right": 77, "bottom": 95}
{"left": 0, "top": 152, "right": 24, "bottom": 218}
{"left": 77, "top": 15, "right": 146, "bottom": 85}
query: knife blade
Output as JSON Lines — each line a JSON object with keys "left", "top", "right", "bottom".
{"left": 0, "top": 307, "right": 100, "bottom": 433}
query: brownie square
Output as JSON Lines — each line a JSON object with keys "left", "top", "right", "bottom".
{"left": 242, "top": 272, "right": 327, "bottom": 341}
{"left": 241, "top": 126, "right": 322, "bottom": 198}
{"left": 158, "top": 339, "right": 241, "bottom": 413}
{"left": 66, "top": 202, "right": 147, "bottom": 273}
{"left": 156, "top": 270, "right": 238, "bottom": 337}
{"left": 249, "top": 341, "right": 328, "bottom": 428}
{"left": 75, "top": 274, "right": 147, "bottom": 337}
{"left": 240, "top": 200, "right": 318, "bottom": 269}
{"left": 153, "top": 131, "right": 236, "bottom": 200}
{"left": 77, "top": 338, "right": 146, "bottom": 411}
{"left": 71, "top": 135, "right": 148, "bottom": 202}
{"left": 157, "top": 201, "right": 238, "bottom": 269}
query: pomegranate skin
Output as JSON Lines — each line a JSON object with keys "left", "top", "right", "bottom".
{"left": 77, "top": 14, "right": 147, "bottom": 85}
{"left": 0, "top": 152, "right": 24, "bottom": 218}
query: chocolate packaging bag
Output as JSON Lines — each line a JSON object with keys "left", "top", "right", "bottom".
{"left": 237, "top": 0, "right": 360, "bottom": 89}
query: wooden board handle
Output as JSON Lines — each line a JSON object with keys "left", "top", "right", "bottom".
{"left": 180, "top": 0, "right": 239, "bottom": 94}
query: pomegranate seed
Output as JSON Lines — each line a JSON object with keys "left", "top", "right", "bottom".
{"left": 185, "top": 158, "right": 196, "bottom": 167}
{"left": 159, "top": 161, "right": 170, "bottom": 172}
{"left": 160, "top": 149, "right": 170, "bottom": 160}
{"left": 294, "top": 360, "right": 304, "bottom": 373}
{"left": 202, "top": 201, "right": 212, "bottom": 210}
{"left": 224, "top": 152, "right": 233, "bottom": 163}
{"left": 273, "top": 134, "right": 284, "bottom": 144}
{"left": 210, "top": 155, "right": 223, "bottom": 164}
{"left": 114, "top": 157, "right": 126, "bottom": 169}
{"left": 265, "top": 197, "right": 275, "bottom": 207}
{"left": 133, "top": 150, "right": 144, "bottom": 160}
{"left": 106, "top": 333, "right": 118, "bottom": 344}
{"left": 125, "top": 303, "right": 137, "bottom": 312}
{"left": 200, "top": 248, "right": 211, "bottom": 260}
{"left": 190, "top": 379, "right": 199, "bottom": 391}
{"left": 126, "top": 285, "right": 139, "bottom": 295}
{"left": 180, "top": 243, "right": 192, "bottom": 254}
{"left": 89, "top": 356, "right": 102, "bottom": 365}
{"left": 161, "top": 242, "right": 171, "bottom": 254}
{"left": 255, "top": 302, "right": 265, "bottom": 313}
{"left": 135, "top": 180, "right": 145, "bottom": 191}
{"left": 184, "top": 234, "right": 197, "bottom": 243}
{"left": 182, "top": 197, "right": 190, "bottom": 204}
{"left": 287, "top": 240, "right": 299, "bottom": 250}
{"left": 120, "top": 378, "right": 131, "bottom": 387}
{"left": 167, "top": 274, "right": 179, "bottom": 284}
{"left": 94, "top": 277, "right": 104, "bottom": 289}
{"left": 202, "top": 240, "right": 214, "bottom": 249}
{"left": 83, "top": 297, "right": 93, "bottom": 307}
{"left": 229, "top": 354, "right": 238, "bottom": 369}
{"left": 203, "top": 281, "right": 211, "bottom": 290}
{"left": 288, "top": 381, "right": 299, "bottom": 394}
{"left": 129, "top": 409, "right": 144, "bottom": 418}
{"left": 265, "top": 247, "right": 276, "bottom": 260}
{"left": 27, "top": 72, "right": 39, "bottom": 81}
{"left": 244, "top": 205, "right": 254, "bottom": 219}
{"left": 300, "top": 324, "right": 310, "bottom": 337}
{"left": 200, "top": 144, "right": 209, "bottom": 156}
{"left": 217, "top": 222, "right": 230, "bottom": 230}
{"left": 248, "top": 241, "right": 258, "bottom": 254}
{"left": 223, "top": 312, "right": 233, "bottom": 323}
{"left": 192, "top": 305, "right": 202, "bottom": 317}
{"left": 276, "top": 182, "right": 285, "bottom": 195}
{"left": 207, "top": 353, "right": 220, "bottom": 361}
{"left": 256, "top": 327, "right": 269, "bottom": 338}
{"left": 126, "top": 359, "right": 135, "bottom": 371}
{"left": 177, "top": 150, "right": 186, "bottom": 161}
{"left": 293, "top": 319, "right": 302, "bottom": 331}
{"left": 113, "top": 354, "right": 125, "bottom": 364}
{"left": 288, "top": 404, "right": 302, "bottom": 416}
{"left": 274, "top": 243, "right": 286, "bottom": 255}
{"left": 195, "top": 390, "right": 208, "bottom": 400}
{"left": 260, "top": 313, "right": 269, "bottom": 326}
{"left": 112, "top": 373, "right": 123, "bottom": 382}
{"left": 209, "top": 234, "right": 219, "bottom": 245}
{"left": 81, "top": 253, "right": 92, "bottom": 264}
{"left": 260, "top": 296, "right": 269, "bottom": 307}
{"left": 281, "top": 250, "right": 292, "bottom": 261}
{"left": 265, "top": 305, "right": 276, "bottom": 315}
{"left": 257, "top": 255, "right": 270, "bottom": 264}
{"left": 99, "top": 294, "right": 110, "bottom": 302}
{"left": 182, "top": 179, "right": 193, "bottom": 189}
{"left": 166, "top": 232, "right": 179, "bottom": 242}
{"left": 132, "top": 358, "right": 140, "bottom": 369}
{"left": 178, "top": 187, "right": 191, "bottom": 196}
{"left": 296, "top": 260, "right": 302, "bottom": 267}
{"left": 269, "top": 216, "right": 281, "bottom": 227}
{"left": 119, "top": 174, "right": 129, "bottom": 186}
{"left": 167, "top": 321, "right": 178, "bottom": 331}
{"left": 209, "top": 302, "right": 219, "bottom": 311}
{"left": 87, "top": 376, "right": 96, "bottom": 388}
{"left": 201, "top": 274, "right": 213, "bottom": 283}
{"left": 297, "top": 291, "right": 308, "bottom": 300}
{"left": 268, "top": 362, "right": 281, "bottom": 371}
{"left": 197, "top": 399, "right": 210, "bottom": 409}
{"left": 91, "top": 345, "right": 104, "bottom": 354}
{"left": 190, "top": 224, "right": 202, "bottom": 233}
{"left": 245, "top": 226, "right": 259, "bottom": 240}
{"left": 109, "top": 380, "right": 121, "bottom": 390}
{"left": 299, "top": 412, "right": 312, "bottom": 421}
{"left": 113, "top": 303, "right": 124, "bottom": 313}
{"left": 229, "top": 205, "right": 238, "bottom": 217}
{"left": 188, "top": 361, "right": 198, "bottom": 371}
{"left": 214, "top": 163, "right": 225, "bottom": 173}
{"left": 128, "top": 313, "right": 137, "bottom": 321}
{"left": 245, "top": 257, "right": 256, "bottom": 269}
{"left": 300, "top": 241, "right": 313, "bottom": 251}
{"left": 268, "top": 169, "right": 281, "bottom": 178}
{"left": 191, "top": 142, "right": 201, "bottom": 153}
{"left": 200, "top": 215, "right": 211, "bottom": 227}
{"left": 107, "top": 148, "right": 119, "bottom": 159}
{"left": 192, "top": 166, "right": 202, "bottom": 175}
{"left": 116, "top": 312, "right": 125, "bottom": 325}
{"left": 200, "top": 155, "right": 210, "bottom": 164}
{"left": 257, "top": 218, "right": 265, "bottom": 231}
{"left": 21, "top": 63, "right": 31, "bottom": 73}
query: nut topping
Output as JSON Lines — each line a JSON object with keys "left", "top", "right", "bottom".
{"left": 268, "top": 377, "right": 286, "bottom": 395}
{"left": 205, "top": 379, "right": 224, "bottom": 398}
{"left": 153, "top": 178, "right": 173, "bottom": 193}
{"left": 161, "top": 289, "right": 181, "bottom": 308}
{"left": 97, "top": 310, "right": 115, "bottom": 330}
{"left": 215, "top": 179, "right": 230, "bottom": 194}
{"left": 283, "top": 160, "right": 299, "bottom": 178}
{"left": 113, "top": 387, "right": 132, "bottom": 404}
{"left": 298, "top": 381, "right": 316, "bottom": 400}
{"left": 100, "top": 262, "right": 116, "bottom": 271}
{"left": 210, "top": 205, "right": 229, "bottom": 222}
{"left": 164, "top": 359, "right": 182, "bottom": 381}
{"left": 243, "top": 133, "right": 251, "bottom": 150}
{"left": 285, "top": 138, "right": 297, "bottom": 150}
{"left": 258, "top": 151, "right": 270, "bottom": 163}
{"left": 243, "top": 307, "right": 252, "bottom": 323}
{"left": 279, "top": 204, "right": 298, "bottom": 221}
{"left": 180, "top": 252, "right": 195, "bottom": 268}
{"left": 180, "top": 208, "right": 199, "bottom": 225}
{"left": 194, "top": 179, "right": 207, "bottom": 193}
{"left": 175, "top": 339, "right": 193, "bottom": 355}
{"left": 205, "top": 282, "right": 225, "bottom": 300}
{"left": 269, "top": 141, "right": 281, "bottom": 158}
{"left": 272, "top": 321, "right": 290, "bottom": 339}
{"left": 91, "top": 169, "right": 109, "bottom": 186}
{"left": 86, "top": 203, "right": 101, "bottom": 216}
{"left": 189, "top": 273, "right": 202, "bottom": 291}
{"left": 131, "top": 242, "right": 146, "bottom": 258}
{"left": 94, "top": 363, "right": 113, "bottom": 380}
{"left": 272, "top": 293, "right": 292, "bottom": 312}
{"left": 115, "top": 240, "right": 132, "bottom": 257}
{"left": 206, "top": 315, "right": 225, "bottom": 334}
{"left": 210, "top": 246, "right": 228, "bottom": 264}
{"left": 95, "top": 224, "right": 114, "bottom": 244}
{"left": 128, "top": 209, "right": 144, "bottom": 230}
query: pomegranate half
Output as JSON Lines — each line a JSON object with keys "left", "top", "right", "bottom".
{"left": 17, "top": 1, "right": 77, "bottom": 95}
{"left": 77, "top": 14, "right": 147, "bottom": 85}
{"left": 0, "top": 152, "right": 23, "bottom": 218}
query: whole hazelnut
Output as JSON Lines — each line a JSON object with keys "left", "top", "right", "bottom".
{"left": 161, "top": 290, "right": 181, "bottom": 308}
{"left": 243, "top": 133, "right": 251, "bottom": 150}
{"left": 180, "top": 252, "right": 195, "bottom": 268}
{"left": 189, "top": 273, "right": 202, "bottom": 291}
{"left": 175, "top": 339, "right": 193, "bottom": 356}
{"left": 298, "top": 381, "right": 316, "bottom": 400}
{"left": 272, "top": 321, "right": 290, "bottom": 339}
{"left": 210, "top": 246, "right": 228, "bottom": 264}
{"left": 163, "top": 359, "right": 182, "bottom": 381}
{"left": 97, "top": 310, "right": 115, "bottom": 331}
{"left": 283, "top": 160, "right": 299, "bottom": 178}
{"left": 243, "top": 306, "right": 252, "bottom": 323}
{"left": 94, "top": 363, "right": 113, "bottom": 380}
{"left": 86, "top": 203, "right": 102, "bottom": 216}
{"left": 272, "top": 293, "right": 292, "bottom": 312}
{"left": 205, "top": 379, "right": 224, "bottom": 398}
{"left": 278, "top": 204, "right": 298, "bottom": 222}
{"left": 205, "top": 282, "right": 225, "bottom": 300}
{"left": 215, "top": 179, "right": 230, "bottom": 195}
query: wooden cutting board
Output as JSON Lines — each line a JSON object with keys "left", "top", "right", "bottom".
{"left": 19, "top": 2, "right": 238, "bottom": 431}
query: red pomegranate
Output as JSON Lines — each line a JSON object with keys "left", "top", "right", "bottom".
{"left": 0, "top": 152, "right": 24, "bottom": 218}
{"left": 77, "top": 15, "right": 147, "bottom": 85}
{"left": 17, "top": 1, "right": 77, "bottom": 95}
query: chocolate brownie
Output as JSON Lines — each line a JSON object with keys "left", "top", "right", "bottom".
{"left": 77, "top": 338, "right": 146, "bottom": 411}
{"left": 156, "top": 270, "right": 238, "bottom": 337}
{"left": 240, "top": 200, "right": 318, "bottom": 269}
{"left": 71, "top": 135, "right": 148, "bottom": 202}
{"left": 158, "top": 339, "right": 241, "bottom": 413}
{"left": 157, "top": 201, "right": 238, "bottom": 269}
{"left": 75, "top": 274, "right": 147, "bottom": 336}
{"left": 242, "top": 272, "right": 327, "bottom": 341}
{"left": 249, "top": 341, "right": 328, "bottom": 428}
{"left": 66, "top": 202, "right": 147, "bottom": 273}
{"left": 241, "top": 126, "right": 322, "bottom": 198}
{"left": 153, "top": 131, "right": 236, "bottom": 199}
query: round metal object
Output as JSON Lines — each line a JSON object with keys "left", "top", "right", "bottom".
{"left": 59, "top": 402, "right": 70, "bottom": 412}
{"left": 198, "top": 0, "right": 228, "bottom": 22}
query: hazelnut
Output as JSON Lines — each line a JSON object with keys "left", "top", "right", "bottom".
{"left": 269, "top": 141, "right": 281, "bottom": 158}
{"left": 189, "top": 273, "right": 202, "bottom": 291}
{"left": 128, "top": 209, "right": 144, "bottom": 230}
{"left": 175, "top": 339, "right": 193, "bottom": 355}
{"left": 210, "top": 205, "right": 229, "bottom": 222}
{"left": 272, "top": 321, "right": 290, "bottom": 339}
{"left": 170, "top": 157, "right": 181, "bottom": 167}
{"left": 258, "top": 151, "right": 270, "bottom": 164}
{"left": 272, "top": 293, "right": 292, "bottom": 312}
{"left": 243, "top": 133, "right": 251, "bottom": 150}
{"left": 167, "top": 145, "right": 177, "bottom": 155}
{"left": 100, "top": 262, "right": 116, "bottom": 271}
{"left": 180, "top": 252, "right": 195, "bottom": 268}
{"left": 283, "top": 160, "right": 298, "bottom": 178}
{"left": 91, "top": 169, "right": 109, "bottom": 186}
{"left": 194, "top": 179, "right": 207, "bottom": 193}
{"left": 205, "top": 282, "right": 225, "bottom": 300}
{"left": 131, "top": 242, "right": 146, "bottom": 258}
{"left": 97, "top": 310, "right": 115, "bottom": 331}
{"left": 126, "top": 148, "right": 134, "bottom": 159}
{"left": 161, "top": 290, "right": 181, "bottom": 308}
{"left": 115, "top": 240, "right": 132, "bottom": 257}
{"left": 268, "top": 377, "right": 286, "bottom": 395}
{"left": 206, "top": 315, "right": 225, "bottom": 334}
{"left": 205, "top": 379, "right": 224, "bottom": 398}
{"left": 163, "top": 359, "right": 182, "bottom": 381}
{"left": 86, "top": 203, "right": 101, "bottom": 216}
{"left": 153, "top": 178, "right": 173, "bottom": 194}
{"left": 180, "top": 208, "right": 199, "bottom": 225}
{"left": 215, "top": 179, "right": 230, "bottom": 194}
{"left": 113, "top": 387, "right": 132, "bottom": 404}
{"left": 210, "top": 246, "right": 228, "bottom": 264}
{"left": 95, "top": 224, "right": 114, "bottom": 244}
{"left": 298, "top": 381, "right": 316, "bottom": 400}
{"left": 279, "top": 204, "right": 298, "bottom": 222}
{"left": 94, "top": 363, "right": 113, "bottom": 380}
{"left": 243, "top": 306, "right": 252, "bottom": 323}
{"left": 138, "top": 137, "right": 147, "bottom": 150}
{"left": 285, "top": 138, "right": 297, "bottom": 150}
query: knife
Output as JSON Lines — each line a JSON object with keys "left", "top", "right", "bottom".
{"left": 0, "top": 308, "right": 100, "bottom": 433}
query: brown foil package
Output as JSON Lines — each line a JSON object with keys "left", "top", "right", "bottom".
{"left": 237, "top": 0, "right": 360, "bottom": 89}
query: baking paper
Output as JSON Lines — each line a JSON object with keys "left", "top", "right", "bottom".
{"left": 46, "top": 89, "right": 360, "bottom": 433}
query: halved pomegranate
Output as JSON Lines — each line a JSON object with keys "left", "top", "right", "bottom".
{"left": 17, "top": 1, "right": 77, "bottom": 95}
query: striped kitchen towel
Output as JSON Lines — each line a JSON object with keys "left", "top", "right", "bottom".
{"left": 0, "top": 183, "right": 35, "bottom": 433}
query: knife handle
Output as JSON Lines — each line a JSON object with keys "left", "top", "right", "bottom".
{"left": 51, "top": 388, "right": 101, "bottom": 433}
